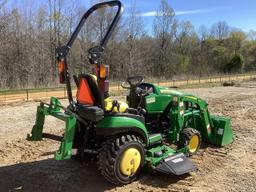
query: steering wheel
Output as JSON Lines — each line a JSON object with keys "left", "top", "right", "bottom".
{"left": 121, "top": 76, "right": 144, "bottom": 89}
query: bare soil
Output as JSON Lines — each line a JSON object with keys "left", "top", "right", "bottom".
{"left": 0, "top": 82, "right": 256, "bottom": 192}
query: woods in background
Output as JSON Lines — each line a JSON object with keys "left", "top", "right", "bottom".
{"left": 0, "top": 0, "right": 256, "bottom": 89}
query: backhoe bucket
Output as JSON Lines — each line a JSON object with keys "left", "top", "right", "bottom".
{"left": 210, "top": 116, "right": 234, "bottom": 146}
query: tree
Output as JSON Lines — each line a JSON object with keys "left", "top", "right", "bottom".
{"left": 247, "top": 30, "right": 256, "bottom": 41}
{"left": 0, "top": 1, "right": 256, "bottom": 89}
{"left": 175, "top": 21, "right": 199, "bottom": 73}
{"left": 122, "top": 0, "right": 144, "bottom": 77}
{"left": 229, "top": 30, "right": 246, "bottom": 54}
{"left": 242, "top": 40, "right": 256, "bottom": 71}
{"left": 225, "top": 54, "right": 244, "bottom": 73}
{"left": 198, "top": 25, "right": 209, "bottom": 40}
{"left": 210, "top": 21, "right": 230, "bottom": 40}
{"left": 153, "top": 0, "right": 177, "bottom": 77}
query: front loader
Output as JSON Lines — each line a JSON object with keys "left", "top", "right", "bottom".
{"left": 27, "top": 0, "right": 234, "bottom": 185}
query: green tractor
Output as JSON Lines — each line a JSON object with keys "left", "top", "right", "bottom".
{"left": 27, "top": 0, "right": 234, "bottom": 185}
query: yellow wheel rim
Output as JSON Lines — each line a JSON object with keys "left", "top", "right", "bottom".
{"left": 188, "top": 135, "right": 199, "bottom": 153}
{"left": 120, "top": 148, "right": 141, "bottom": 176}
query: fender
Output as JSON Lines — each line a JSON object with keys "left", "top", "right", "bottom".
{"left": 96, "top": 115, "right": 149, "bottom": 145}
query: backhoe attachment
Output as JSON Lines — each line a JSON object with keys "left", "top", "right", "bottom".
{"left": 27, "top": 97, "right": 76, "bottom": 160}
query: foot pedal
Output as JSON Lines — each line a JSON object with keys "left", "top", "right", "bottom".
{"left": 155, "top": 153, "right": 196, "bottom": 175}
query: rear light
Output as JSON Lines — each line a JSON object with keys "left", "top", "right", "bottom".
{"left": 94, "top": 64, "right": 110, "bottom": 98}
{"left": 100, "top": 64, "right": 109, "bottom": 78}
{"left": 58, "top": 60, "right": 66, "bottom": 84}
{"left": 94, "top": 64, "right": 109, "bottom": 79}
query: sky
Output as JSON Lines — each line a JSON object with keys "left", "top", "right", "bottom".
{"left": 80, "top": 0, "right": 256, "bottom": 33}
{"left": 6, "top": 0, "right": 256, "bottom": 34}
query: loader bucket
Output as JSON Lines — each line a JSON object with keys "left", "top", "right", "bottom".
{"left": 210, "top": 116, "right": 234, "bottom": 146}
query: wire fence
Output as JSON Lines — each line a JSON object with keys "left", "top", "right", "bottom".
{"left": 0, "top": 72, "right": 256, "bottom": 105}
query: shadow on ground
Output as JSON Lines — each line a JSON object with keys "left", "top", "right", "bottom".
{"left": 0, "top": 159, "right": 112, "bottom": 192}
{"left": 0, "top": 158, "right": 194, "bottom": 192}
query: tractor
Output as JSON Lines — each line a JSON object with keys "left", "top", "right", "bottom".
{"left": 27, "top": 0, "right": 234, "bottom": 185}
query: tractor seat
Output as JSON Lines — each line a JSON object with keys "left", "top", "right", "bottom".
{"left": 76, "top": 74, "right": 104, "bottom": 108}
{"left": 76, "top": 74, "right": 104, "bottom": 122}
{"left": 76, "top": 74, "right": 128, "bottom": 118}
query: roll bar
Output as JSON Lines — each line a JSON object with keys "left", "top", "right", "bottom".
{"left": 57, "top": 0, "right": 123, "bottom": 59}
{"left": 55, "top": 1, "right": 123, "bottom": 107}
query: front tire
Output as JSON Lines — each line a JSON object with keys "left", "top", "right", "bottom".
{"left": 97, "top": 135, "right": 145, "bottom": 185}
{"left": 180, "top": 128, "right": 201, "bottom": 156}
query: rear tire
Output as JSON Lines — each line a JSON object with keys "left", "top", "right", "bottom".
{"left": 97, "top": 135, "right": 145, "bottom": 185}
{"left": 180, "top": 128, "right": 201, "bottom": 156}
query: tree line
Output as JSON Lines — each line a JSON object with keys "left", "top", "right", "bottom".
{"left": 0, "top": 0, "right": 256, "bottom": 89}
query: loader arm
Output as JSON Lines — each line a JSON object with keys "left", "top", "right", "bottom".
{"left": 183, "top": 95, "right": 234, "bottom": 146}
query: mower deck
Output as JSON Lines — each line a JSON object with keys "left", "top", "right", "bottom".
{"left": 155, "top": 153, "right": 196, "bottom": 175}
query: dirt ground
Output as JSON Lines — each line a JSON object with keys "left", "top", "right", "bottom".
{"left": 0, "top": 82, "right": 256, "bottom": 192}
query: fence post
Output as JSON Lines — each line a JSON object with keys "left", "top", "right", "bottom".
{"left": 4, "top": 90, "right": 6, "bottom": 104}
{"left": 118, "top": 82, "right": 120, "bottom": 96}
{"left": 26, "top": 89, "right": 29, "bottom": 101}
{"left": 64, "top": 87, "right": 66, "bottom": 98}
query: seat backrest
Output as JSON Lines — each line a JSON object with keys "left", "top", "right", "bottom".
{"left": 76, "top": 74, "right": 104, "bottom": 108}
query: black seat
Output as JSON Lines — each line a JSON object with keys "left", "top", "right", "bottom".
{"left": 78, "top": 74, "right": 105, "bottom": 108}
{"left": 76, "top": 74, "right": 104, "bottom": 122}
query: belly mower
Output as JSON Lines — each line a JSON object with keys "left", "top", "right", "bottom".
{"left": 27, "top": 0, "right": 234, "bottom": 185}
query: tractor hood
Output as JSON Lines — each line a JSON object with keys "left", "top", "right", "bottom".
{"left": 157, "top": 86, "right": 184, "bottom": 96}
{"left": 142, "top": 83, "right": 193, "bottom": 114}
{"left": 141, "top": 83, "right": 185, "bottom": 96}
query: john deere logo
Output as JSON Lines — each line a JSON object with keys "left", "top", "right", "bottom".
{"left": 146, "top": 97, "right": 156, "bottom": 104}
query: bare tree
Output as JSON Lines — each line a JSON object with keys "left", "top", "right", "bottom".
{"left": 210, "top": 21, "right": 230, "bottom": 40}
{"left": 198, "top": 25, "right": 209, "bottom": 41}
{"left": 175, "top": 21, "right": 198, "bottom": 73}
{"left": 0, "top": 0, "right": 7, "bottom": 11}
{"left": 153, "top": 0, "right": 177, "bottom": 77}
{"left": 0, "top": 1, "right": 256, "bottom": 89}
{"left": 122, "top": 0, "right": 144, "bottom": 76}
